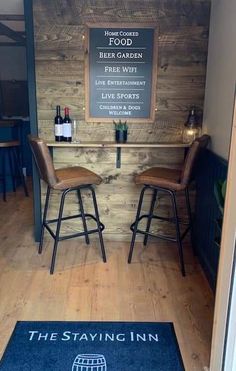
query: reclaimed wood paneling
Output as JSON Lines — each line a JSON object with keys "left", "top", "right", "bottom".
{"left": 33, "top": 0, "right": 210, "bottom": 240}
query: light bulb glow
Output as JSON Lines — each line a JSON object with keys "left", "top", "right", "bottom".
{"left": 183, "top": 126, "right": 201, "bottom": 143}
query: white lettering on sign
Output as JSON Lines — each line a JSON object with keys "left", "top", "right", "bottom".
{"left": 117, "top": 52, "right": 143, "bottom": 59}
{"left": 122, "top": 66, "right": 137, "bottom": 73}
{"left": 109, "top": 110, "right": 132, "bottom": 116}
{"left": 99, "top": 52, "right": 115, "bottom": 59}
{"left": 128, "top": 105, "right": 141, "bottom": 110}
{"left": 104, "top": 30, "right": 139, "bottom": 37}
{"left": 101, "top": 93, "right": 115, "bottom": 99}
{"left": 88, "top": 26, "right": 156, "bottom": 119}
{"left": 95, "top": 80, "right": 105, "bottom": 86}
{"left": 104, "top": 30, "right": 119, "bottom": 36}
{"left": 119, "top": 30, "right": 139, "bottom": 37}
{"left": 108, "top": 38, "right": 132, "bottom": 46}
{"left": 104, "top": 66, "right": 120, "bottom": 73}
{"left": 116, "top": 93, "right": 140, "bottom": 100}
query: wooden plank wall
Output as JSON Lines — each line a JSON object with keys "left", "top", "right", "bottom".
{"left": 32, "top": 0, "right": 210, "bottom": 240}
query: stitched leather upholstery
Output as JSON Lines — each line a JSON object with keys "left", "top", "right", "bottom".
{"left": 28, "top": 136, "right": 102, "bottom": 190}
{"left": 180, "top": 135, "right": 210, "bottom": 186}
{"left": 135, "top": 167, "right": 183, "bottom": 191}
{"left": 54, "top": 167, "right": 102, "bottom": 190}
{"left": 135, "top": 135, "right": 210, "bottom": 191}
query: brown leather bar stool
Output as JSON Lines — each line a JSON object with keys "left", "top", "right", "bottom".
{"left": 128, "top": 135, "right": 210, "bottom": 276}
{"left": 0, "top": 140, "right": 29, "bottom": 201}
{"left": 28, "top": 136, "right": 106, "bottom": 274}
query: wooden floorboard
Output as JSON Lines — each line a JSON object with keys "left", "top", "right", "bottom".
{"left": 0, "top": 182, "right": 214, "bottom": 370}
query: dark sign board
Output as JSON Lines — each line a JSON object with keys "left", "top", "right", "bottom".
{"left": 85, "top": 23, "right": 158, "bottom": 122}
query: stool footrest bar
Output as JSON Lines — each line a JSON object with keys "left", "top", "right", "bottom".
{"left": 46, "top": 213, "right": 98, "bottom": 224}
{"left": 44, "top": 216, "right": 105, "bottom": 242}
{"left": 132, "top": 213, "right": 190, "bottom": 226}
{"left": 131, "top": 221, "right": 190, "bottom": 243}
{"left": 58, "top": 226, "right": 104, "bottom": 241}
{"left": 130, "top": 224, "right": 177, "bottom": 243}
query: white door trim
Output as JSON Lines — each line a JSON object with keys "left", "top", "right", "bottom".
{"left": 210, "top": 91, "right": 236, "bottom": 370}
{"left": 223, "top": 241, "right": 236, "bottom": 370}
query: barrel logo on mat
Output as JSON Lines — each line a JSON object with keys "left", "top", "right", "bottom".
{"left": 72, "top": 354, "right": 107, "bottom": 371}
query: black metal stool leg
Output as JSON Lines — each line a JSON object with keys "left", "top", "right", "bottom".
{"left": 77, "top": 189, "right": 90, "bottom": 245}
{"left": 128, "top": 185, "right": 147, "bottom": 263}
{"left": 9, "top": 148, "right": 16, "bottom": 192}
{"left": 39, "top": 186, "right": 51, "bottom": 254}
{"left": 185, "top": 187, "right": 196, "bottom": 255}
{"left": 50, "top": 189, "right": 67, "bottom": 274}
{"left": 13, "top": 147, "right": 29, "bottom": 197}
{"left": 90, "top": 186, "right": 106, "bottom": 262}
{"left": 2, "top": 150, "right": 7, "bottom": 202}
{"left": 170, "top": 191, "right": 186, "bottom": 276}
{"left": 143, "top": 188, "right": 158, "bottom": 246}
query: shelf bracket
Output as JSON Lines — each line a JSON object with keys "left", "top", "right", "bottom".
{"left": 116, "top": 147, "right": 121, "bottom": 168}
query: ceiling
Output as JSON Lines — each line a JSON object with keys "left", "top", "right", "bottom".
{"left": 0, "top": 0, "right": 25, "bottom": 46}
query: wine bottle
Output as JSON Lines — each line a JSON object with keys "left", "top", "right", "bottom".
{"left": 63, "top": 107, "right": 72, "bottom": 142}
{"left": 54, "top": 105, "right": 63, "bottom": 142}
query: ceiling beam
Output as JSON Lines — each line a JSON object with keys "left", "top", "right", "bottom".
{"left": 0, "top": 14, "right": 24, "bottom": 21}
{"left": 0, "top": 22, "right": 25, "bottom": 44}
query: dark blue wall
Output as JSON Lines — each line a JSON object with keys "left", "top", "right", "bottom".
{"left": 193, "top": 149, "right": 228, "bottom": 291}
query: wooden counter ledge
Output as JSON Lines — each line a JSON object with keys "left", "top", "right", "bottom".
{"left": 47, "top": 141, "right": 189, "bottom": 148}
{"left": 47, "top": 141, "right": 189, "bottom": 168}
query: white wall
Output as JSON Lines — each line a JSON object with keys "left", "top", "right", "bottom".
{"left": 203, "top": 0, "right": 236, "bottom": 160}
{"left": 0, "top": 46, "right": 27, "bottom": 80}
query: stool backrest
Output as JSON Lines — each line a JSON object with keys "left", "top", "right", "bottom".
{"left": 180, "top": 134, "right": 210, "bottom": 186}
{"left": 28, "top": 136, "right": 58, "bottom": 187}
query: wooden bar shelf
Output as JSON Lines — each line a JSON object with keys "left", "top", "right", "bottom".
{"left": 47, "top": 141, "right": 189, "bottom": 168}
{"left": 47, "top": 141, "right": 189, "bottom": 148}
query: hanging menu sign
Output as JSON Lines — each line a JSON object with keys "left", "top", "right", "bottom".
{"left": 85, "top": 23, "right": 158, "bottom": 122}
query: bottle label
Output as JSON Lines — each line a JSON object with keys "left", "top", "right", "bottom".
{"left": 63, "top": 123, "right": 72, "bottom": 138}
{"left": 55, "top": 124, "right": 63, "bottom": 136}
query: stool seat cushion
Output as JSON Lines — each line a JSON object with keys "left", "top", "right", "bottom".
{"left": 135, "top": 167, "right": 184, "bottom": 191}
{"left": 53, "top": 166, "right": 102, "bottom": 190}
{"left": 0, "top": 141, "right": 20, "bottom": 148}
